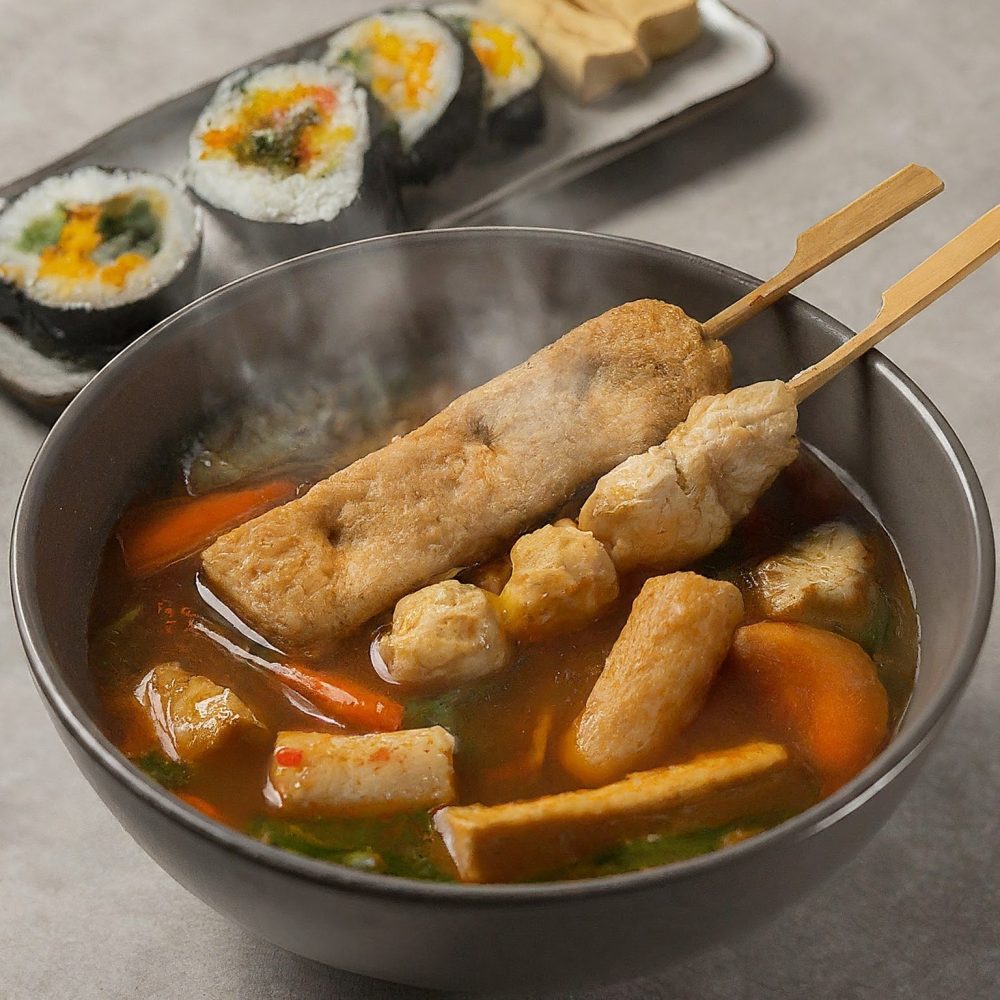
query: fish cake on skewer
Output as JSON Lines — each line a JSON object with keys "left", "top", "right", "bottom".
{"left": 202, "top": 299, "right": 730, "bottom": 649}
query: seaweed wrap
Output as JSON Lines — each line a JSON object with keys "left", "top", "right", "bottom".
{"left": 0, "top": 166, "right": 201, "bottom": 355}
{"left": 434, "top": 2, "right": 545, "bottom": 144}
{"left": 324, "top": 10, "right": 484, "bottom": 183}
{"left": 188, "top": 61, "right": 402, "bottom": 271}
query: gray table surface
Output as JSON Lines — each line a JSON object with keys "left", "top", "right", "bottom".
{"left": 2, "top": 0, "right": 998, "bottom": 996}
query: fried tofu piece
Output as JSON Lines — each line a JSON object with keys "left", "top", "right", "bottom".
{"left": 135, "top": 662, "right": 261, "bottom": 764}
{"left": 576, "top": 0, "right": 701, "bottom": 60}
{"left": 496, "top": 0, "right": 650, "bottom": 102}
{"left": 498, "top": 521, "right": 619, "bottom": 641}
{"left": 564, "top": 573, "right": 744, "bottom": 785}
{"left": 203, "top": 300, "right": 730, "bottom": 650}
{"left": 580, "top": 381, "right": 799, "bottom": 572}
{"left": 381, "top": 581, "right": 511, "bottom": 691}
{"left": 749, "top": 521, "right": 878, "bottom": 642}
{"left": 435, "top": 741, "right": 789, "bottom": 882}
{"left": 268, "top": 727, "right": 456, "bottom": 818}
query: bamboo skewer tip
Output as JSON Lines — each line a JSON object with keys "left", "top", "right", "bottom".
{"left": 703, "top": 163, "right": 944, "bottom": 341}
{"left": 787, "top": 202, "right": 1000, "bottom": 403}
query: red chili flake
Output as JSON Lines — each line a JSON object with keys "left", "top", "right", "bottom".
{"left": 275, "top": 747, "right": 303, "bottom": 768}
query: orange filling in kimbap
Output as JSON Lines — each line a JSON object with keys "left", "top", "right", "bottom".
{"left": 200, "top": 84, "right": 354, "bottom": 174}
{"left": 469, "top": 21, "right": 524, "bottom": 80}
{"left": 24, "top": 194, "right": 163, "bottom": 289}
{"left": 364, "top": 23, "right": 440, "bottom": 111}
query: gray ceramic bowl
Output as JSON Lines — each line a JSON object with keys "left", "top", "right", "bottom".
{"left": 11, "top": 228, "right": 994, "bottom": 992}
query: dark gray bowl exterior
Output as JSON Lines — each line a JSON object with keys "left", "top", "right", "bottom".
{"left": 11, "top": 228, "right": 994, "bottom": 992}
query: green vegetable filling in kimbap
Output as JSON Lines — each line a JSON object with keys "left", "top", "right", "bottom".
{"left": 11, "top": 192, "right": 164, "bottom": 287}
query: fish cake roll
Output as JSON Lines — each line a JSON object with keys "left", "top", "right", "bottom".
{"left": 564, "top": 573, "right": 744, "bottom": 785}
{"left": 268, "top": 727, "right": 456, "bottom": 817}
{"left": 203, "top": 299, "right": 730, "bottom": 650}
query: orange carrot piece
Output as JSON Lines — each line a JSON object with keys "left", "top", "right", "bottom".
{"left": 176, "top": 792, "right": 226, "bottom": 822}
{"left": 117, "top": 479, "right": 296, "bottom": 578}
{"left": 725, "top": 622, "right": 889, "bottom": 794}
{"left": 270, "top": 660, "right": 404, "bottom": 733}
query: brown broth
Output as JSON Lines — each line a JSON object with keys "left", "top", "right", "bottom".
{"left": 87, "top": 397, "right": 919, "bottom": 883}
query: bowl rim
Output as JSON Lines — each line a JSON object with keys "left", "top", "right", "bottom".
{"left": 11, "top": 225, "right": 995, "bottom": 904}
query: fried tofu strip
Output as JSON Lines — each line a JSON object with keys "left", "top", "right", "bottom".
{"left": 496, "top": 0, "right": 650, "bottom": 103}
{"left": 580, "top": 381, "right": 799, "bottom": 572}
{"left": 268, "top": 728, "right": 456, "bottom": 817}
{"left": 435, "top": 742, "right": 789, "bottom": 882}
{"left": 564, "top": 573, "right": 744, "bottom": 784}
{"left": 576, "top": 0, "right": 701, "bottom": 60}
{"left": 203, "top": 300, "right": 730, "bottom": 649}
{"left": 135, "top": 662, "right": 261, "bottom": 763}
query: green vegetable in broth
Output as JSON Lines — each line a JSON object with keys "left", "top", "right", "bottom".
{"left": 134, "top": 750, "right": 190, "bottom": 790}
{"left": 250, "top": 812, "right": 454, "bottom": 881}
{"left": 403, "top": 690, "right": 465, "bottom": 730}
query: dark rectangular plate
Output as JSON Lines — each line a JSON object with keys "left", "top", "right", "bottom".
{"left": 0, "top": 0, "right": 775, "bottom": 419}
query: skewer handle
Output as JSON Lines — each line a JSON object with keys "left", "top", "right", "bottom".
{"left": 790, "top": 204, "right": 1000, "bottom": 402}
{"left": 703, "top": 164, "right": 944, "bottom": 339}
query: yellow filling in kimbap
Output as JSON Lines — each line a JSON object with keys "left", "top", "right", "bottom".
{"left": 200, "top": 84, "right": 355, "bottom": 175}
{"left": 346, "top": 22, "right": 440, "bottom": 111}
{"left": 469, "top": 21, "right": 525, "bottom": 80}
{"left": 18, "top": 193, "right": 163, "bottom": 289}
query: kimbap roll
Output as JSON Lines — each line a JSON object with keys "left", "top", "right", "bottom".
{"left": 188, "top": 61, "right": 401, "bottom": 268}
{"left": 0, "top": 166, "right": 201, "bottom": 355}
{"left": 434, "top": 3, "right": 545, "bottom": 144}
{"left": 324, "top": 10, "right": 483, "bottom": 183}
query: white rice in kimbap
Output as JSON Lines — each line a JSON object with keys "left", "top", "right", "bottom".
{"left": 324, "top": 10, "right": 483, "bottom": 182}
{"left": 434, "top": 2, "right": 544, "bottom": 143}
{"left": 188, "top": 62, "right": 374, "bottom": 224}
{"left": 0, "top": 166, "right": 200, "bottom": 313}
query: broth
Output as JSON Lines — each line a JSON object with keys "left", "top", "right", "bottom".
{"left": 87, "top": 382, "right": 918, "bottom": 883}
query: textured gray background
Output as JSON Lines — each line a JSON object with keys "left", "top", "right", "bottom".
{"left": 1, "top": 1, "right": 997, "bottom": 997}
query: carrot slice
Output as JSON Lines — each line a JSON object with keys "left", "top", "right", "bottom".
{"left": 176, "top": 792, "right": 226, "bottom": 822}
{"left": 724, "top": 622, "right": 889, "bottom": 794}
{"left": 117, "top": 479, "right": 296, "bottom": 578}
{"left": 269, "top": 660, "right": 405, "bottom": 733}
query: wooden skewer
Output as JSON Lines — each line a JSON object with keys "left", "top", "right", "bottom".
{"left": 789, "top": 204, "right": 1000, "bottom": 402}
{"left": 703, "top": 164, "right": 944, "bottom": 340}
